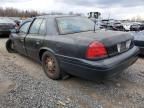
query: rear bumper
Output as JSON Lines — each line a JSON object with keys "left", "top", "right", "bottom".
{"left": 0, "top": 30, "right": 11, "bottom": 36}
{"left": 58, "top": 46, "right": 139, "bottom": 80}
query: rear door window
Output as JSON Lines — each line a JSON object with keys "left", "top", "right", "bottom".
{"left": 29, "top": 19, "right": 43, "bottom": 34}
{"left": 19, "top": 22, "right": 31, "bottom": 34}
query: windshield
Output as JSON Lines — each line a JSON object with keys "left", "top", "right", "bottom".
{"left": 57, "top": 17, "right": 94, "bottom": 34}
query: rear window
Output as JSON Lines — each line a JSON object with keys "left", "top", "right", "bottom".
{"left": 56, "top": 17, "right": 94, "bottom": 34}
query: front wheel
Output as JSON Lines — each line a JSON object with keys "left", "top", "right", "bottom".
{"left": 6, "top": 39, "right": 15, "bottom": 53}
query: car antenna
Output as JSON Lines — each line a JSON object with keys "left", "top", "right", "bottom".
{"left": 94, "top": 16, "right": 97, "bottom": 33}
{"left": 106, "top": 13, "right": 110, "bottom": 30}
{"left": 94, "top": 12, "right": 101, "bottom": 32}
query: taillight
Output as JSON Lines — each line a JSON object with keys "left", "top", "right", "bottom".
{"left": 86, "top": 41, "right": 107, "bottom": 59}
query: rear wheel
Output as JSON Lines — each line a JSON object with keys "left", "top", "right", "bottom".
{"left": 6, "top": 39, "right": 15, "bottom": 53}
{"left": 42, "top": 51, "right": 62, "bottom": 80}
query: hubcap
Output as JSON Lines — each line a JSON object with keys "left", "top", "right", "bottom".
{"left": 45, "top": 56, "right": 56, "bottom": 74}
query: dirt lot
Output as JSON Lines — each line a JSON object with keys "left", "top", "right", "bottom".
{"left": 0, "top": 38, "right": 144, "bottom": 108}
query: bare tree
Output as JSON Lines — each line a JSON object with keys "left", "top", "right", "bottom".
{"left": 0, "top": 7, "right": 39, "bottom": 17}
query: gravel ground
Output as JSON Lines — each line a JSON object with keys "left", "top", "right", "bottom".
{"left": 0, "top": 38, "right": 144, "bottom": 108}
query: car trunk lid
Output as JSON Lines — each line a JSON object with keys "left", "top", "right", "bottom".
{"left": 65, "top": 30, "right": 134, "bottom": 58}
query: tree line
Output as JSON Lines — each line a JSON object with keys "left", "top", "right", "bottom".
{"left": 0, "top": 8, "right": 84, "bottom": 18}
{"left": 0, "top": 8, "right": 39, "bottom": 17}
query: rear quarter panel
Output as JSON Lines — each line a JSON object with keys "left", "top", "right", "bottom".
{"left": 43, "top": 35, "right": 79, "bottom": 58}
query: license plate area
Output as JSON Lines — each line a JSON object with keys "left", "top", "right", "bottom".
{"left": 117, "top": 40, "right": 131, "bottom": 53}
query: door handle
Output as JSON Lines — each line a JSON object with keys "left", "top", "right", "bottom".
{"left": 36, "top": 41, "right": 40, "bottom": 45}
{"left": 36, "top": 40, "right": 41, "bottom": 45}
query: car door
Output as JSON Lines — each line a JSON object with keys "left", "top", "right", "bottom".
{"left": 25, "top": 18, "right": 47, "bottom": 60}
{"left": 13, "top": 21, "right": 31, "bottom": 55}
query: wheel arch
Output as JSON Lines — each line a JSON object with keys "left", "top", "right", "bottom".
{"left": 39, "top": 47, "right": 56, "bottom": 61}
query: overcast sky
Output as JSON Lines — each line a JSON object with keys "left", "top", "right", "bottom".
{"left": 1, "top": 0, "right": 144, "bottom": 19}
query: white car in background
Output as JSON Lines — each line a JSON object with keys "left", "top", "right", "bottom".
{"left": 122, "top": 23, "right": 132, "bottom": 31}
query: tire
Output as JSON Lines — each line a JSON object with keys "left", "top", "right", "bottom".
{"left": 6, "top": 39, "right": 15, "bottom": 53}
{"left": 42, "top": 51, "right": 62, "bottom": 80}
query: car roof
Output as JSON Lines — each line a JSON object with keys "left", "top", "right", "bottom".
{"left": 36, "top": 15, "right": 83, "bottom": 19}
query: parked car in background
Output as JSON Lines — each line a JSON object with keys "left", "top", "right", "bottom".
{"left": 6, "top": 15, "right": 139, "bottom": 80}
{"left": 0, "top": 17, "right": 16, "bottom": 37}
{"left": 122, "top": 22, "right": 132, "bottom": 31}
{"left": 130, "top": 23, "right": 144, "bottom": 31}
{"left": 133, "top": 31, "right": 144, "bottom": 55}
{"left": 139, "top": 24, "right": 144, "bottom": 31}
{"left": 100, "top": 19, "right": 125, "bottom": 31}
{"left": 112, "top": 22, "right": 125, "bottom": 31}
